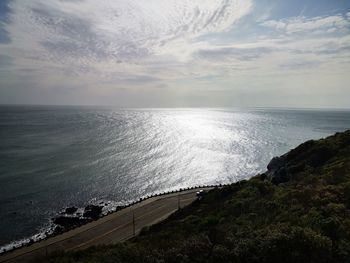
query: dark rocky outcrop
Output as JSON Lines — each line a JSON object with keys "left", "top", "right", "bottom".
{"left": 53, "top": 205, "right": 103, "bottom": 231}
{"left": 64, "top": 207, "right": 78, "bottom": 215}
{"left": 265, "top": 155, "right": 289, "bottom": 184}
{"left": 265, "top": 130, "right": 350, "bottom": 184}
{"left": 83, "top": 205, "right": 103, "bottom": 219}
{"left": 266, "top": 156, "right": 288, "bottom": 183}
{"left": 52, "top": 216, "right": 90, "bottom": 229}
{"left": 52, "top": 225, "right": 64, "bottom": 235}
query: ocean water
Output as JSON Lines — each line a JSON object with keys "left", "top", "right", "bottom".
{"left": 0, "top": 106, "right": 350, "bottom": 250}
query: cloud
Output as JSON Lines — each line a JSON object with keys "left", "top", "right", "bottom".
{"left": 3, "top": 0, "right": 252, "bottom": 66}
{"left": 0, "top": 0, "right": 12, "bottom": 43}
{"left": 0, "top": 54, "right": 12, "bottom": 68}
{"left": 0, "top": 1, "right": 349, "bottom": 108}
{"left": 195, "top": 46, "right": 273, "bottom": 61}
{"left": 261, "top": 14, "right": 350, "bottom": 35}
{"left": 278, "top": 60, "right": 320, "bottom": 70}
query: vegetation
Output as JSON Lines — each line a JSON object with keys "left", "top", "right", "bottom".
{"left": 47, "top": 130, "right": 350, "bottom": 263}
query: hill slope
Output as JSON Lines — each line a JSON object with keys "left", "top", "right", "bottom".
{"left": 48, "top": 130, "right": 350, "bottom": 263}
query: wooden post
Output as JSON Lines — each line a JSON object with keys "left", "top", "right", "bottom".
{"left": 177, "top": 194, "right": 180, "bottom": 210}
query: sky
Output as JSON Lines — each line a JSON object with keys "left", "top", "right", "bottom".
{"left": 0, "top": 0, "right": 349, "bottom": 108}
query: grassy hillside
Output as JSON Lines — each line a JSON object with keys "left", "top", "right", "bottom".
{"left": 47, "top": 130, "right": 350, "bottom": 263}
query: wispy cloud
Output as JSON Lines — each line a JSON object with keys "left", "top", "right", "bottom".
{"left": 261, "top": 14, "right": 350, "bottom": 35}
{"left": 0, "top": 0, "right": 349, "bottom": 108}
{"left": 195, "top": 47, "right": 273, "bottom": 62}
{"left": 0, "top": 0, "right": 11, "bottom": 44}
{"left": 5, "top": 0, "right": 252, "bottom": 64}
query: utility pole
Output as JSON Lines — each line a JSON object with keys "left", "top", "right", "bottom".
{"left": 132, "top": 210, "right": 135, "bottom": 237}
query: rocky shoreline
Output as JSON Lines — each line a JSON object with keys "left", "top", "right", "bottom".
{"left": 0, "top": 185, "right": 220, "bottom": 255}
{"left": 52, "top": 205, "right": 103, "bottom": 235}
{"left": 2, "top": 130, "right": 349, "bottom": 257}
{"left": 3, "top": 132, "right": 337, "bottom": 255}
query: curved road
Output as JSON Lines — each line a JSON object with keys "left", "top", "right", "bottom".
{"left": 0, "top": 188, "right": 210, "bottom": 263}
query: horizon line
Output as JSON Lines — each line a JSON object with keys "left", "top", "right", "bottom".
{"left": 0, "top": 103, "right": 350, "bottom": 111}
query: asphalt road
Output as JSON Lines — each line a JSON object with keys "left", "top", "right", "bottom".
{"left": 0, "top": 188, "right": 209, "bottom": 263}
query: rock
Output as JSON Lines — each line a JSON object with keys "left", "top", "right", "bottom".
{"left": 27, "top": 239, "right": 34, "bottom": 246}
{"left": 83, "top": 205, "right": 103, "bottom": 219}
{"left": 52, "top": 225, "right": 64, "bottom": 235}
{"left": 265, "top": 136, "right": 338, "bottom": 184}
{"left": 259, "top": 173, "right": 267, "bottom": 180}
{"left": 64, "top": 207, "right": 78, "bottom": 214}
{"left": 265, "top": 155, "right": 288, "bottom": 184}
{"left": 267, "top": 156, "right": 285, "bottom": 172}
{"left": 53, "top": 216, "right": 90, "bottom": 229}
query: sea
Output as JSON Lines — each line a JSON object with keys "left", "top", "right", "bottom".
{"left": 0, "top": 105, "right": 350, "bottom": 251}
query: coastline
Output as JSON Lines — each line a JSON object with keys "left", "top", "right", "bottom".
{"left": 0, "top": 186, "right": 217, "bottom": 262}
{"left": 2, "top": 129, "right": 348, "bottom": 256}
{"left": 1, "top": 107, "right": 348, "bottom": 252}
{"left": 45, "top": 129, "right": 350, "bottom": 263}
{"left": 2, "top": 130, "right": 349, "bottom": 262}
